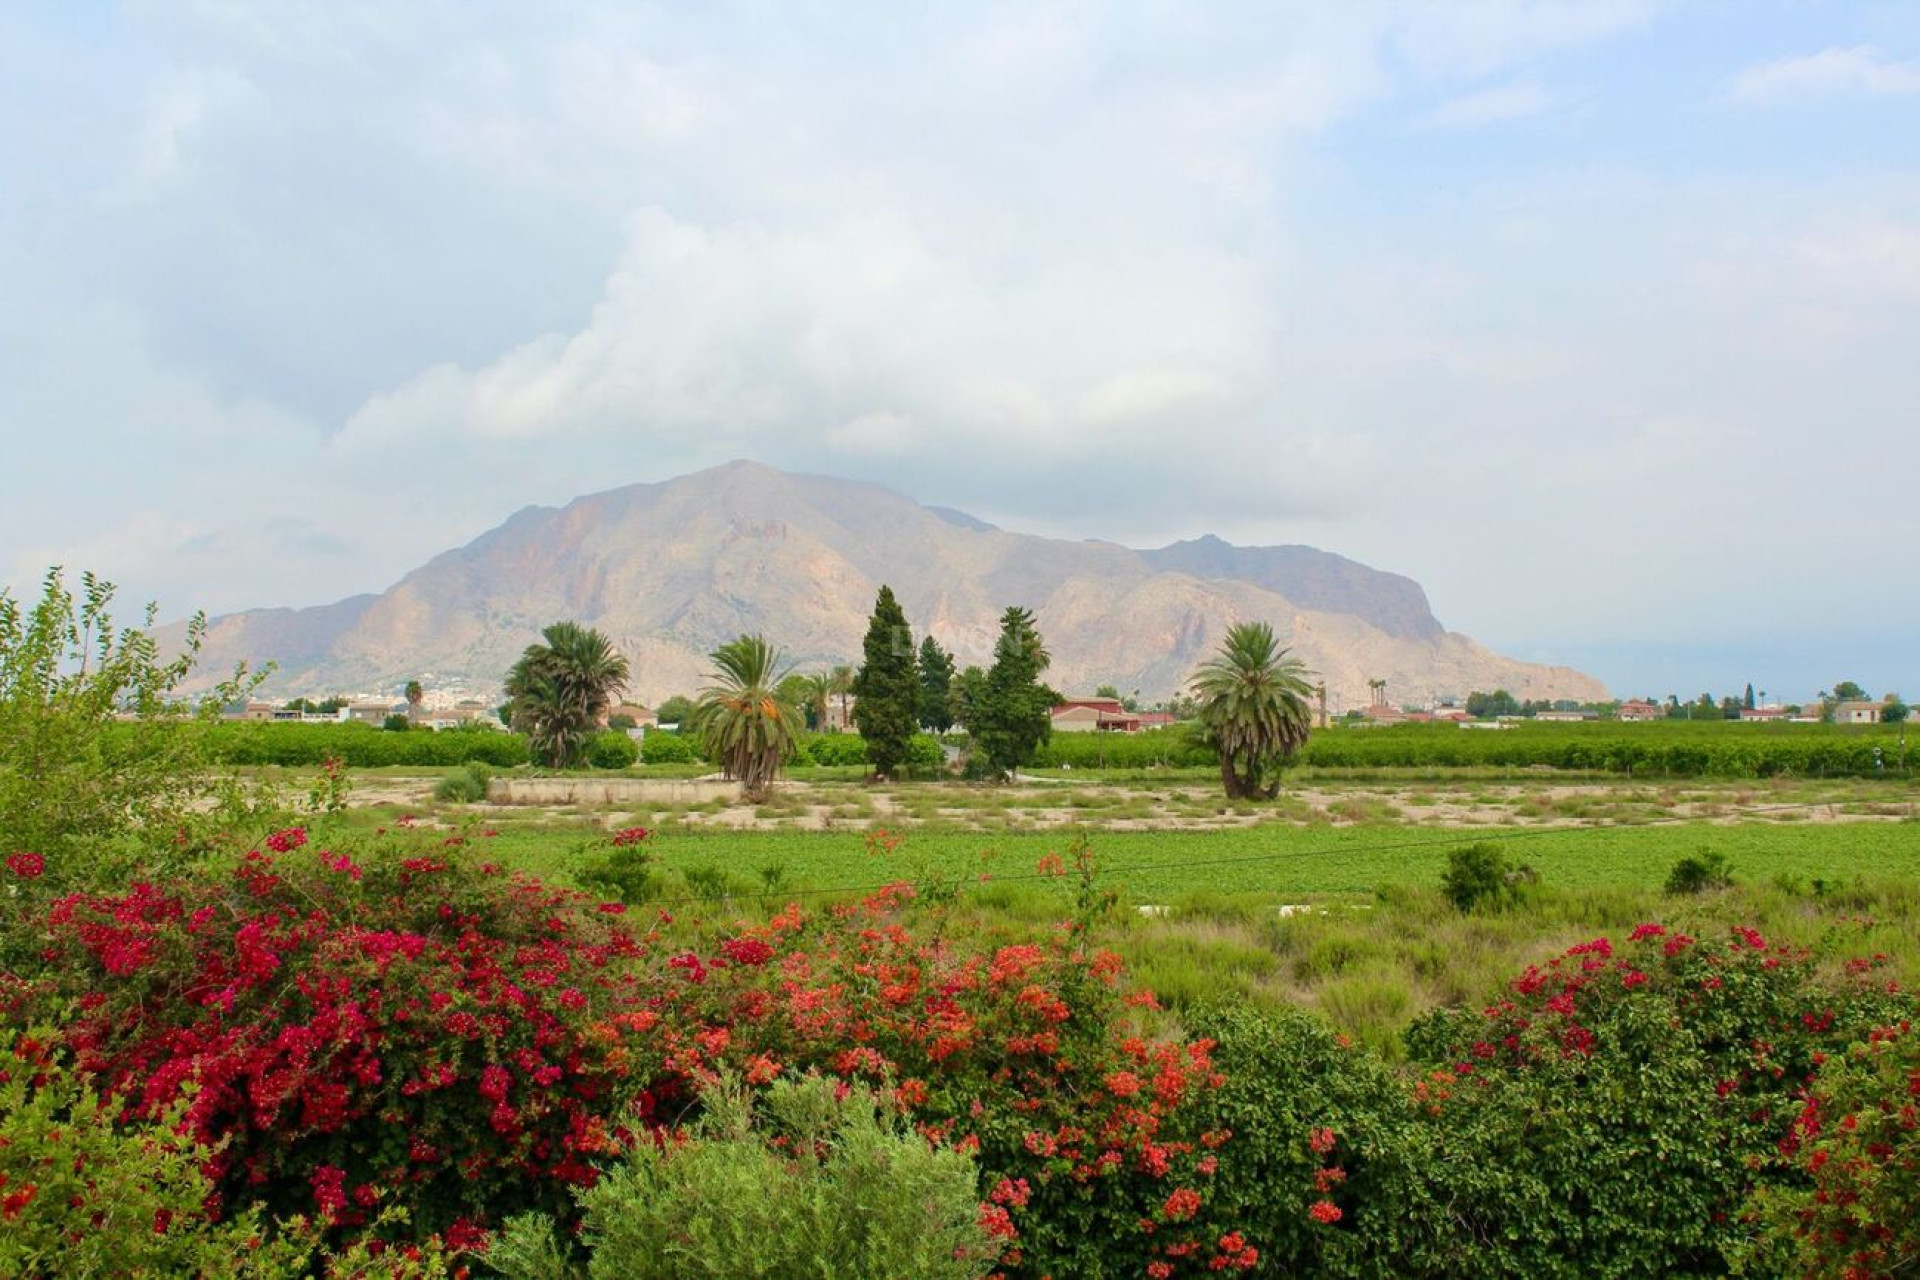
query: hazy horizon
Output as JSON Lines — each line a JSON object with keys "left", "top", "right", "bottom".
{"left": 3, "top": 3, "right": 1915, "bottom": 704}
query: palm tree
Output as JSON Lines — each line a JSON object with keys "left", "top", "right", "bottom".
{"left": 689, "top": 634, "right": 806, "bottom": 802}
{"left": 828, "top": 664, "right": 855, "bottom": 730}
{"left": 796, "top": 672, "right": 834, "bottom": 732}
{"left": 404, "top": 679, "right": 424, "bottom": 723}
{"left": 505, "top": 622, "right": 631, "bottom": 768}
{"left": 1190, "top": 622, "right": 1315, "bottom": 800}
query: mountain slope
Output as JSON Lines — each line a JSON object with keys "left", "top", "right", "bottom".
{"left": 178, "top": 461, "right": 1606, "bottom": 708}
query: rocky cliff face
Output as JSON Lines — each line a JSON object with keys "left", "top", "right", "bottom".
{"left": 179, "top": 460, "right": 1608, "bottom": 707}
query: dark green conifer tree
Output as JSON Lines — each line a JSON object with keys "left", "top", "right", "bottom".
{"left": 971, "top": 606, "right": 1059, "bottom": 778}
{"left": 851, "top": 585, "right": 919, "bottom": 777}
{"left": 917, "top": 635, "right": 956, "bottom": 733}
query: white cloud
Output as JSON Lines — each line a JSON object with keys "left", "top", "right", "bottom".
{"left": 1730, "top": 45, "right": 1920, "bottom": 104}
{"left": 331, "top": 206, "right": 1275, "bottom": 463}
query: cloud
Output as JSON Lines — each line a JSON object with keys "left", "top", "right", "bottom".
{"left": 3, "top": 2, "right": 1918, "bottom": 702}
{"left": 331, "top": 206, "right": 1273, "bottom": 460}
{"left": 1730, "top": 45, "right": 1920, "bottom": 104}
{"left": 1416, "top": 81, "right": 1552, "bottom": 130}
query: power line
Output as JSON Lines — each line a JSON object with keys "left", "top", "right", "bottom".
{"left": 634, "top": 798, "right": 1877, "bottom": 909}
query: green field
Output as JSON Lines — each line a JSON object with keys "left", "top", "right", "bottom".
{"left": 429, "top": 806, "right": 1918, "bottom": 902}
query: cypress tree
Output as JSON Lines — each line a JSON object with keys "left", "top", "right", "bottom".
{"left": 973, "top": 606, "right": 1059, "bottom": 778}
{"left": 918, "top": 635, "right": 956, "bottom": 733}
{"left": 851, "top": 585, "right": 919, "bottom": 777}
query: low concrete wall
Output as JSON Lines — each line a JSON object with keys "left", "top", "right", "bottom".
{"left": 488, "top": 778, "right": 737, "bottom": 806}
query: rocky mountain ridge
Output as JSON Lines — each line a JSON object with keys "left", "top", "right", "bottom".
{"left": 178, "top": 461, "right": 1607, "bottom": 709}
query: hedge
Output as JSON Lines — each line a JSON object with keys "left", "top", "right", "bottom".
{"left": 1030, "top": 721, "right": 1913, "bottom": 778}
{"left": 192, "top": 722, "right": 531, "bottom": 768}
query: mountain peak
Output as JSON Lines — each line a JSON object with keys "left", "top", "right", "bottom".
{"left": 177, "top": 463, "right": 1606, "bottom": 706}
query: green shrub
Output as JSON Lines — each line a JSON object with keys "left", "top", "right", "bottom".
{"left": 1188, "top": 1003, "right": 1422, "bottom": 1275}
{"left": 577, "top": 829, "right": 656, "bottom": 904}
{"left": 638, "top": 731, "right": 699, "bottom": 765}
{"left": 1750, "top": 1020, "right": 1920, "bottom": 1276}
{"left": 1439, "top": 843, "right": 1531, "bottom": 912}
{"left": 1395, "top": 926, "right": 1914, "bottom": 1276}
{"left": 586, "top": 731, "right": 639, "bottom": 770}
{"left": 432, "top": 763, "right": 493, "bottom": 804}
{"left": 1665, "top": 848, "right": 1734, "bottom": 895}
{"left": 800, "top": 732, "right": 868, "bottom": 767}
{"left": 490, "top": 1074, "right": 1001, "bottom": 1280}
{"left": 0, "top": 569, "right": 263, "bottom": 892}
{"left": 0, "top": 1026, "right": 304, "bottom": 1277}
{"left": 905, "top": 732, "right": 947, "bottom": 775}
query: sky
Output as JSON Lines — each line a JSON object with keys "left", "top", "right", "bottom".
{"left": 2, "top": 1, "right": 1916, "bottom": 704}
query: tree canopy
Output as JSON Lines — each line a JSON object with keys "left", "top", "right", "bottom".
{"left": 917, "top": 635, "right": 956, "bottom": 734}
{"left": 969, "top": 607, "right": 1059, "bottom": 779}
{"left": 688, "top": 634, "right": 805, "bottom": 803}
{"left": 1190, "top": 621, "right": 1314, "bottom": 800}
{"left": 851, "top": 586, "right": 919, "bottom": 778}
{"left": 505, "top": 622, "right": 630, "bottom": 768}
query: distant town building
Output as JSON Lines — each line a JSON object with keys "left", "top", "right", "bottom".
{"left": 346, "top": 700, "right": 405, "bottom": 726}
{"left": 417, "top": 701, "right": 501, "bottom": 731}
{"left": 1616, "top": 699, "right": 1662, "bottom": 722}
{"left": 1535, "top": 710, "right": 1598, "bottom": 722}
{"left": 1738, "top": 706, "right": 1790, "bottom": 722}
{"left": 1834, "top": 700, "right": 1883, "bottom": 725}
{"left": 1050, "top": 698, "right": 1144, "bottom": 733}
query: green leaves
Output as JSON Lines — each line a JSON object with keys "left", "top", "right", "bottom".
{"left": 0, "top": 568, "right": 267, "bottom": 914}
{"left": 1190, "top": 622, "right": 1314, "bottom": 799}
{"left": 505, "top": 622, "right": 631, "bottom": 769}
{"left": 689, "top": 634, "right": 806, "bottom": 802}
{"left": 970, "top": 607, "right": 1060, "bottom": 778}
{"left": 850, "top": 585, "right": 920, "bottom": 778}
{"left": 492, "top": 1075, "right": 999, "bottom": 1279}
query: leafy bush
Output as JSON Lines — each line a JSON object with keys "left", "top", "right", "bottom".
{"left": 1665, "top": 847, "right": 1734, "bottom": 895}
{"left": 432, "top": 762, "right": 494, "bottom": 804}
{"left": 576, "top": 827, "right": 656, "bottom": 905}
{"left": 1188, "top": 1003, "right": 1419, "bottom": 1275}
{"left": 1397, "top": 925, "right": 1913, "bottom": 1276}
{"left": 799, "top": 732, "right": 868, "bottom": 767}
{"left": 906, "top": 733, "right": 948, "bottom": 775}
{"left": 491, "top": 1074, "right": 1001, "bottom": 1279}
{"left": 1755, "top": 1018, "right": 1920, "bottom": 1277}
{"left": 0, "top": 569, "right": 260, "bottom": 888}
{"left": 31, "top": 832, "right": 662, "bottom": 1244}
{"left": 645, "top": 883, "right": 1247, "bottom": 1277}
{"left": 638, "top": 731, "right": 700, "bottom": 765}
{"left": 1438, "top": 843, "right": 1535, "bottom": 912}
{"left": 0, "top": 1026, "right": 302, "bottom": 1277}
{"left": 585, "top": 730, "right": 638, "bottom": 770}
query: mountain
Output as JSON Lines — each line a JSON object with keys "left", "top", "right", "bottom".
{"left": 177, "top": 461, "right": 1607, "bottom": 708}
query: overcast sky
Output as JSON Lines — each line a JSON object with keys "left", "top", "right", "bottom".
{"left": 3, "top": 1, "right": 1916, "bottom": 703}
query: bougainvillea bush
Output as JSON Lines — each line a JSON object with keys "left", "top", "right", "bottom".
{"left": 22, "top": 828, "right": 668, "bottom": 1244}
{"left": 630, "top": 882, "right": 1252, "bottom": 1276}
{"left": 1392, "top": 925, "right": 1913, "bottom": 1277}
{"left": 7, "top": 824, "right": 1920, "bottom": 1277}
{"left": 1759, "top": 1017, "right": 1920, "bottom": 1278}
